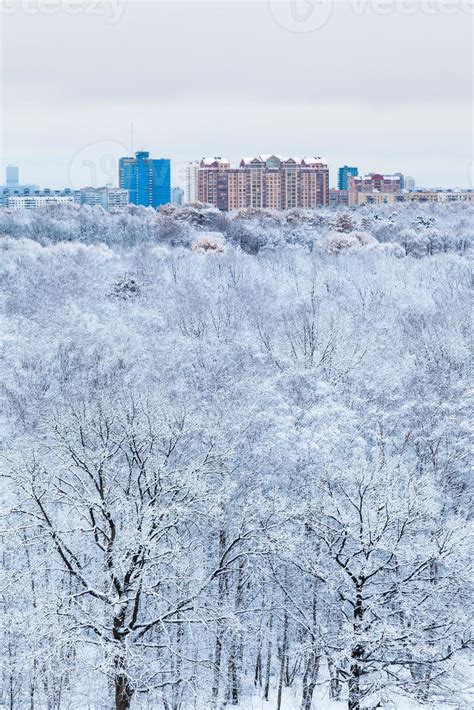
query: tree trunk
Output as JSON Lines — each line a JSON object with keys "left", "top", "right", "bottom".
{"left": 348, "top": 587, "right": 364, "bottom": 710}
{"left": 225, "top": 558, "right": 244, "bottom": 705}
{"left": 114, "top": 656, "right": 134, "bottom": 710}
{"left": 301, "top": 650, "right": 320, "bottom": 710}
{"left": 212, "top": 526, "right": 227, "bottom": 708}
{"left": 212, "top": 635, "right": 223, "bottom": 707}
{"left": 276, "top": 609, "right": 288, "bottom": 710}
{"left": 226, "top": 649, "right": 239, "bottom": 705}
{"left": 264, "top": 612, "right": 274, "bottom": 701}
{"left": 25, "top": 534, "right": 38, "bottom": 710}
{"left": 328, "top": 658, "right": 342, "bottom": 700}
{"left": 171, "top": 612, "right": 183, "bottom": 710}
{"left": 254, "top": 651, "right": 262, "bottom": 687}
{"left": 348, "top": 662, "right": 362, "bottom": 710}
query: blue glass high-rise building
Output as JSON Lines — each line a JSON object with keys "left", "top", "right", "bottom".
{"left": 119, "top": 151, "right": 170, "bottom": 208}
{"left": 338, "top": 165, "right": 359, "bottom": 191}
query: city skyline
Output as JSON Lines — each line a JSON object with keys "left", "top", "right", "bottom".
{"left": 6, "top": 153, "right": 474, "bottom": 198}
{"left": 2, "top": 3, "right": 472, "bottom": 190}
{"left": 0, "top": 143, "right": 470, "bottom": 193}
{"left": 3, "top": 157, "right": 473, "bottom": 211}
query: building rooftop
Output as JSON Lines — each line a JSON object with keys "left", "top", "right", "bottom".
{"left": 239, "top": 155, "right": 328, "bottom": 167}
{"left": 201, "top": 157, "right": 230, "bottom": 166}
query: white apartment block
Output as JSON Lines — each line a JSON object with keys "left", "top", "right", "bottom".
{"left": 104, "top": 187, "right": 129, "bottom": 209}
{"left": 81, "top": 186, "right": 129, "bottom": 209}
{"left": 4, "top": 195, "right": 75, "bottom": 210}
{"left": 184, "top": 161, "right": 200, "bottom": 204}
{"left": 356, "top": 190, "right": 474, "bottom": 205}
{"left": 2, "top": 187, "right": 129, "bottom": 211}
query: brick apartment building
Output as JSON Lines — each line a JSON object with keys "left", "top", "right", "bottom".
{"left": 348, "top": 173, "right": 401, "bottom": 206}
{"left": 198, "top": 154, "right": 329, "bottom": 210}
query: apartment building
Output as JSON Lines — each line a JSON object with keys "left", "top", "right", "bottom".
{"left": 4, "top": 195, "right": 75, "bottom": 210}
{"left": 80, "top": 186, "right": 129, "bottom": 209}
{"left": 329, "top": 188, "right": 350, "bottom": 207}
{"left": 337, "top": 165, "right": 358, "bottom": 191}
{"left": 198, "top": 154, "right": 329, "bottom": 210}
{"left": 348, "top": 173, "right": 402, "bottom": 205}
{"left": 184, "top": 161, "right": 200, "bottom": 203}
{"left": 119, "top": 151, "right": 170, "bottom": 208}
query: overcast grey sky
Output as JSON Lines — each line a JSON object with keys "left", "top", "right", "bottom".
{"left": 1, "top": 0, "right": 472, "bottom": 188}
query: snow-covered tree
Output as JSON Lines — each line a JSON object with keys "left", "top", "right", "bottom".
{"left": 1, "top": 207, "right": 472, "bottom": 709}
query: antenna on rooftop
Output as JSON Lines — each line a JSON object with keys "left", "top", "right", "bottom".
{"left": 131, "top": 122, "right": 134, "bottom": 155}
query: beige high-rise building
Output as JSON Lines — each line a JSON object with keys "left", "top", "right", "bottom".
{"left": 198, "top": 154, "right": 329, "bottom": 210}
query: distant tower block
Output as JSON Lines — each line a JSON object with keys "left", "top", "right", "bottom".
{"left": 338, "top": 165, "right": 358, "bottom": 191}
{"left": 6, "top": 165, "right": 19, "bottom": 187}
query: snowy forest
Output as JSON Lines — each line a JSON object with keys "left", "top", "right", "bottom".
{"left": 1, "top": 202, "right": 472, "bottom": 710}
